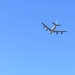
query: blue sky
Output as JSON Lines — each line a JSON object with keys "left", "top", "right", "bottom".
{"left": 0, "top": 0, "right": 75, "bottom": 75}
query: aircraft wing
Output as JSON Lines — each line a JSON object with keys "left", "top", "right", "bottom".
{"left": 42, "top": 22, "right": 52, "bottom": 31}
{"left": 54, "top": 30, "right": 67, "bottom": 34}
{"left": 54, "top": 30, "right": 67, "bottom": 32}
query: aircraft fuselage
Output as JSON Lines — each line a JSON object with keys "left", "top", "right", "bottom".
{"left": 50, "top": 25, "right": 56, "bottom": 34}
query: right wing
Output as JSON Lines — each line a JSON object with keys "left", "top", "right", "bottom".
{"left": 54, "top": 30, "right": 67, "bottom": 34}
{"left": 54, "top": 30, "right": 67, "bottom": 32}
{"left": 42, "top": 22, "right": 52, "bottom": 31}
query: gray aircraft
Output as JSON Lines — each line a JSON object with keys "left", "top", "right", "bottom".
{"left": 42, "top": 22, "right": 67, "bottom": 34}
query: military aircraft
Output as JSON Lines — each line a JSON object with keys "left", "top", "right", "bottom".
{"left": 42, "top": 21, "right": 67, "bottom": 34}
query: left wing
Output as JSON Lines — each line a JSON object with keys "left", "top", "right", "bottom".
{"left": 42, "top": 22, "right": 52, "bottom": 31}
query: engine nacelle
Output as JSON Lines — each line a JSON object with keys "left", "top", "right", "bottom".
{"left": 56, "top": 32, "right": 58, "bottom": 34}
{"left": 46, "top": 29, "right": 48, "bottom": 31}
{"left": 61, "top": 32, "right": 63, "bottom": 34}
{"left": 43, "top": 26, "right": 45, "bottom": 28}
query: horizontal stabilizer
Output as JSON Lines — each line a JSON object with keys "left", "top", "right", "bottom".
{"left": 52, "top": 22, "right": 61, "bottom": 26}
{"left": 56, "top": 24, "right": 61, "bottom": 26}
{"left": 52, "top": 22, "right": 56, "bottom": 25}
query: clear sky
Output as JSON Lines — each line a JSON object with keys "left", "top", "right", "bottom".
{"left": 0, "top": 0, "right": 75, "bottom": 75}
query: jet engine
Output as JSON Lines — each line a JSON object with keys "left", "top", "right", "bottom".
{"left": 43, "top": 26, "right": 45, "bottom": 28}
{"left": 61, "top": 32, "right": 63, "bottom": 34}
{"left": 56, "top": 32, "right": 58, "bottom": 34}
{"left": 46, "top": 29, "right": 48, "bottom": 31}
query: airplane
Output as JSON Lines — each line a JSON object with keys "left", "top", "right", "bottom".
{"left": 42, "top": 21, "right": 67, "bottom": 34}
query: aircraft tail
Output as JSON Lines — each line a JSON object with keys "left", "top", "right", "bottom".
{"left": 56, "top": 24, "right": 61, "bottom": 26}
{"left": 52, "top": 22, "right": 61, "bottom": 26}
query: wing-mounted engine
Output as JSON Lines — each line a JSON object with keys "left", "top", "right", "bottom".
{"left": 46, "top": 28, "right": 48, "bottom": 31}
{"left": 43, "top": 26, "right": 45, "bottom": 28}
{"left": 61, "top": 32, "right": 63, "bottom": 34}
{"left": 56, "top": 32, "right": 58, "bottom": 34}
